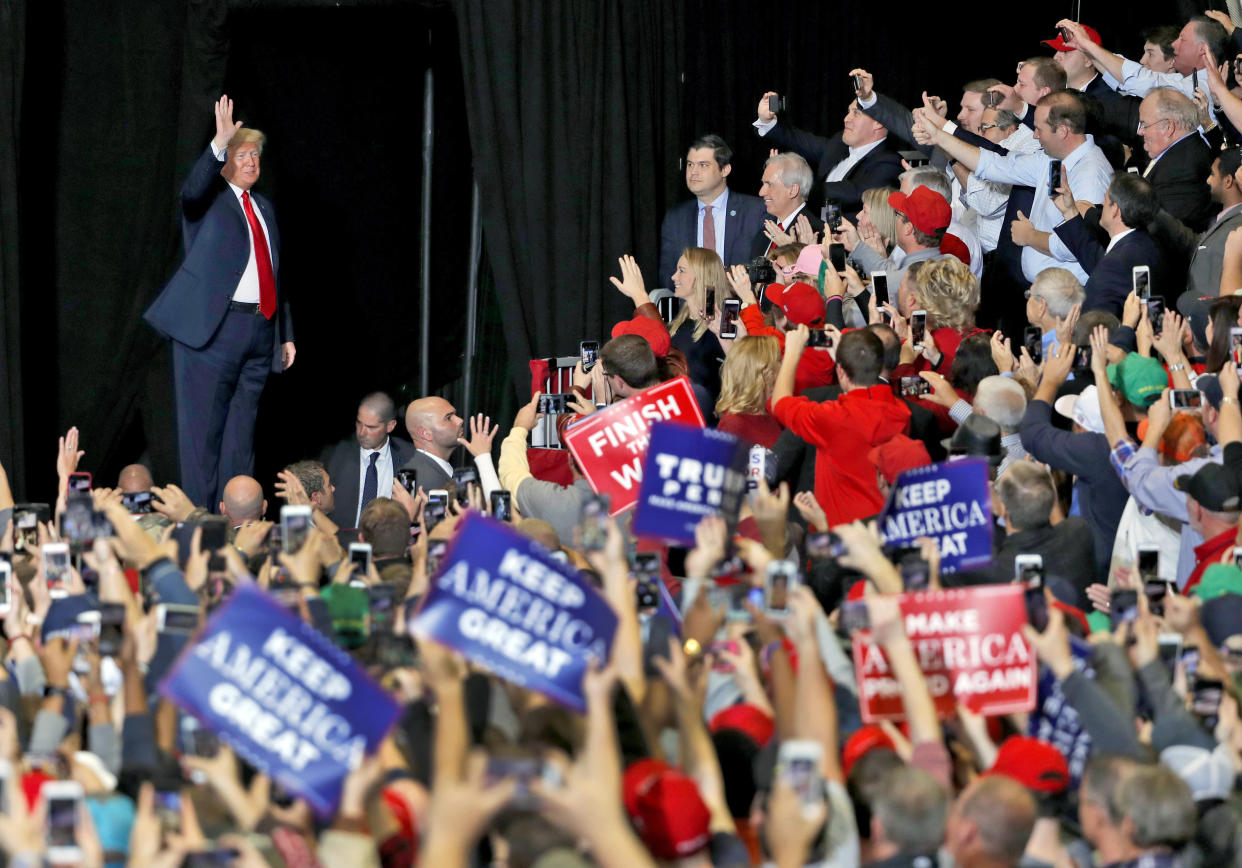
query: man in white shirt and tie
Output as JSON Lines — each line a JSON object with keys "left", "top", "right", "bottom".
{"left": 321, "top": 392, "right": 415, "bottom": 528}
{"left": 750, "top": 151, "right": 825, "bottom": 258}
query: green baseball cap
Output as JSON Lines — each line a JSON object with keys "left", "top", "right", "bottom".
{"left": 1106, "top": 352, "right": 1167, "bottom": 407}
{"left": 1193, "top": 563, "right": 1242, "bottom": 601}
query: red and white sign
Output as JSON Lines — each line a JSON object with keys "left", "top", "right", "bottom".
{"left": 853, "top": 585, "right": 1036, "bottom": 722}
{"left": 563, "top": 377, "right": 704, "bottom": 515}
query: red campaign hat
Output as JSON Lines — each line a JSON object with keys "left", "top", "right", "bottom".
{"left": 622, "top": 759, "right": 712, "bottom": 860}
{"left": 939, "top": 232, "right": 972, "bottom": 266}
{"left": 1052, "top": 599, "right": 1090, "bottom": 636}
{"left": 868, "top": 435, "right": 932, "bottom": 486}
{"left": 611, "top": 315, "right": 671, "bottom": 358}
{"left": 1043, "top": 24, "right": 1102, "bottom": 51}
{"left": 709, "top": 703, "right": 776, "bottom": 747}
{"left": 763, "top": 281, "right": 825, "bottom": 328}
{"left": 842, "top": 725, "right": 897, "bottom": 778}
{"left": 984, "top": 736, "right": 1070, "bottom": 793}
{"left": 888, "top": 187, "right": 952, "bottom": 235}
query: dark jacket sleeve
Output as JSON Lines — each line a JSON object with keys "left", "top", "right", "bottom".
{"left": 859, "top": 92, "right": 924, "bottom": 152}
{"left": 1146, "top": 207, "right": 1199, "bottom": 259}
{"left": 762, "top": 122, "right": 840, "bottom": 177}
{"left": 1060, "top": 669, "right": 1146, "bottom": 759}
{"left": 1019, "top": 400, "right": 1111, "bottom": 480}
{"left": 1136, "top": 660, "right": 1218, "bottom": 753}
{"left": 1053, "top": 215, "right": 1106, "bottom": 274}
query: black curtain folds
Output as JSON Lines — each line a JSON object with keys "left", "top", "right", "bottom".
{"left": 453, "top": 0, "right": 681, "bottom": 400}
{"left": 0, "top": 0, "right": 25, "bottom": 496}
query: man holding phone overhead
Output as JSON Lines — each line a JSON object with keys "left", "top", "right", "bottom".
{"left": 144, "top": 95, "right": 295, "bottom": 511}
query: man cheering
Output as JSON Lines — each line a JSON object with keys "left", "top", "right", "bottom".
{"left": 144, "top": 95, "right": 296, "bottom": 507}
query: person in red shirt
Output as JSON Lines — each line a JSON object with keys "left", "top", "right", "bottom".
{"left": 715, "top": 335, "right": 784, "bottom": 448}
{"left": 1175, "top": 461, "right": 1241, "bottom": 592}
{"left": 771, "top": 325, "right": 911, "bottom": 526}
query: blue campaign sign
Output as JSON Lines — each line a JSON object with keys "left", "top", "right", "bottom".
{"left": 160, "top": 584, "right": 400, "bottom": 819}
{"left": 631, "top": 422, "right": 750, "bottom": 546}
{"left": 1028, "top": 635, "right": 1093, "bottom": 786}
{"left": 877, "top": 458, "right": 993, "bottom": 573}
{"left": 409, "top": 514, "right": 618, "bottom": 713}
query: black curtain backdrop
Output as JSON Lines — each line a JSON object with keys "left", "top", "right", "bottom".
{"left": 0, "top": 0, "right": 1205, "bottom": 505}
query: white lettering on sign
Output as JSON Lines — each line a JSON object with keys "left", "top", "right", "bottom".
{"left": 582, "top": 396, "right": 684, "bottom": 458}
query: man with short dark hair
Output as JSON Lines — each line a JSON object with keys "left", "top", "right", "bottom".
{"left": 598, "top": 334, "right": 661, "bottom": 400}
{"left": 772, "top": 327, "right": 910, "bottom": 526}
{"left": 1053, "top": 173, "right": 1166, "bottom": 315}
{"left": 1164, "top": 147, "right": 1242, "bottom": 313}
{"left": 322, "top": 392, "right": 414, "bottom": 528}
{"left": 658, "top": 135, "right": 767, "bottom": 283}
{"left": 753, "top": 83, "right": 903, "bottom": 222}
{"left": 284, "top": 459, "right": 336, "bottom": 516}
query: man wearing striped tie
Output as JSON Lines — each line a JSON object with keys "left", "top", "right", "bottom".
{"left": 144, "top": 95, "right": 296, "bottom": 509}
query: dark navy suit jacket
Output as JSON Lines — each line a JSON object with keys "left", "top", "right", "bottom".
{"left": 144, "top": 145, "right": 295, "bottom": 372}
{"left": 1054, "top": 216, "right": 1167, "bottom": 317}
{"left": 658, "top": 189, "right": 767, "bottom": 284}
{"left": 322, "top": 435, "right": 416, "bottom": 528}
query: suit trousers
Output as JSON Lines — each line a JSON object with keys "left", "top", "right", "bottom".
{"left": 172, "top": 309, "right": 275, "bottom": 508}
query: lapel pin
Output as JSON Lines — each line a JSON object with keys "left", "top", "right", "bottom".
{"left": 730, "top": 210, "right": 736, "bottom": 216}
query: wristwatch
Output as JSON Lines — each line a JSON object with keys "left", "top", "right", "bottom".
{"left": 42, "top": 684, "right": 69, "bottom": 698}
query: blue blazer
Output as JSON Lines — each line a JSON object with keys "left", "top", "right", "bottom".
{"left": 658, "top": 190, "right": 767, "bottom": 284}
{"left": 144, "top": 145, "right": 295, "bottom": 372}
{"left": 1054, "top": 215, "right": 1168, "bottom": 317}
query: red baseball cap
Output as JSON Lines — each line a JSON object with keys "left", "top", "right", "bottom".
{"left": 611, "top": 315, "right": 671, "bottom": 358}
{"left": 939, "top": 232, "right": 972, "bottom": 265}
{"left": 709, "top": 703, "right": 776, "bottom": 747}
{"left": 1043, "top": 24, "right": 1101, "bottom": 51}
{"left": 888, "top": 187, "right": 952, "bottom": 235}
{"left": 842, "top": 725, "right": 897, "bottom": 778}
{"left": 763, "top": 281, "right": 825, "bottom": 327}
{"left": 622, "top": 759, "right": 712, "bottom": 860}
{"left": 984, "top": 736, "right": 1070, "bottom": 793}
{"left": 868, "top": 435, "right": 932, "bottom": 485}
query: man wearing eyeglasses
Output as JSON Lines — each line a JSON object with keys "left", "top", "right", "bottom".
{"left": 1136, "top": 90, "right": 1217, "bottom": 232}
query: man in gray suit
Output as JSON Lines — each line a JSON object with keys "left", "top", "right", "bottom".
{"left": 398, "top": 396, "right": 467, "bottom": 493}
{"left": 322, "top": 392, "right": 415, "bottom": 528}
{"left": 1171, "top": 148, "right": 1242, "bottom": 316}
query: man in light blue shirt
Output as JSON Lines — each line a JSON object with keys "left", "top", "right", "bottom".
{"left": 914, "top": 91, "right": 1113, "bottom": 284}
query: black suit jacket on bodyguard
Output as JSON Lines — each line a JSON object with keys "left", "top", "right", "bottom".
{"left": 322, "top": 435, "right": 416, "bottom": 528}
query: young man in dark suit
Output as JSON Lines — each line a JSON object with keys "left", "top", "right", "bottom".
{"left": 657, "top": 135, "right": 767, "bottom": 284}
{"left": 321, "top": 392, "right": 415, "bottom": 529}
{"left": 144, "top": 95, "right": 295, "bottom": 508}
{"left": 1054, "top": 173, "right": 1166, "bottom": 316}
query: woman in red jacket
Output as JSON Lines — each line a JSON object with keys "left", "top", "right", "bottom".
{"left": 715, "top": 336, "right": 784, "bottom": 448}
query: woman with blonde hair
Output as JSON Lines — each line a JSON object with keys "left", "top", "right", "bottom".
{"left": 894, "top": 257, "right": 985, "bottom": 378}
{"left": 715, "top": 336, "right": 783, "bottom": 447}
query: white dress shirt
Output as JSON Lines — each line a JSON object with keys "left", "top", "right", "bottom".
{"left": 210, "top": 142, "right": 272, "bottom": 304}
{"left": 1105, "top": 228, "right": 1136, "bottom": 254}
{"left": 973, "top": 135, "right": 1115, "bottom": 283}
{"left": 824, "top": 138, "right": 885, "bottom": 182}
{"left": 355, "top": 438, "right": 394, "bottom": 526}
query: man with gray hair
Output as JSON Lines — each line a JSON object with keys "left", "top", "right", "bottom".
{"left": 866, "top": 766, "right": 948, "bottom": 866}
{"left": 1080, "top": 759, "right": 1196, "bottom": 866}
{"left": 1135, "top": 88, "right": 1216, "bottom": 231}
{"left": 944, "top": 375, "right": 1028, "bottom": 475}
{"left": 1025, "top": 267, "right": 1085, "bottom": 359}
{"left": 943, "top": 775, "right": 1036, "bottom": 868}
{"left": 322, "top": 391, "right": 415, "bottom": 528}
{"left": 753, "top": 84, "right": 903, "bottom": 223}
{"left": 993, "top": 461, "right": 1096, "bottom": 600}
{"left": 751, "top": 151, "right": 824, "bottom": 257}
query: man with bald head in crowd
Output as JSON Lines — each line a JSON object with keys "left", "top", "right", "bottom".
{"left": 116, "top": 464, "right": 154, "bottom": 493}
{"left": 943, "top": 775, "right": 1037, "bottom": 868}
{"left": 219, "top": 475, "right": 266, "bottom": 529}
{"left": 322, "top": 391, "right": 414, "bottom": 528}
{"left": 399, "top": 396, "right": 466, "bottom": 493}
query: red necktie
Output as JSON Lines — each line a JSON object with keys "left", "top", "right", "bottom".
{"left": 702, "top": 204, "right": 717, "bottom": 256}
{"left": 241, "top": 190, "right": 276, "bottom": 319}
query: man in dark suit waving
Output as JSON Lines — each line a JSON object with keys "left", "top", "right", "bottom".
{"left": 144, "top": 95, "right": 295, "bottom": 508}
{"left": 657, "top": 135, "right": 767, "bottom": 284}
{"left": 321, "top": 392, "right": 415, "bottom": 528}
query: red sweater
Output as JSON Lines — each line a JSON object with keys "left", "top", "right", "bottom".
{"left": 717, "top": 412, "right": 784, "bottom": 448}
{"left": 1184, "top": 526, "right": 1235, "bottom": 593}
{"left": 773, "top": 385, "right": 912, "bottom": 527}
